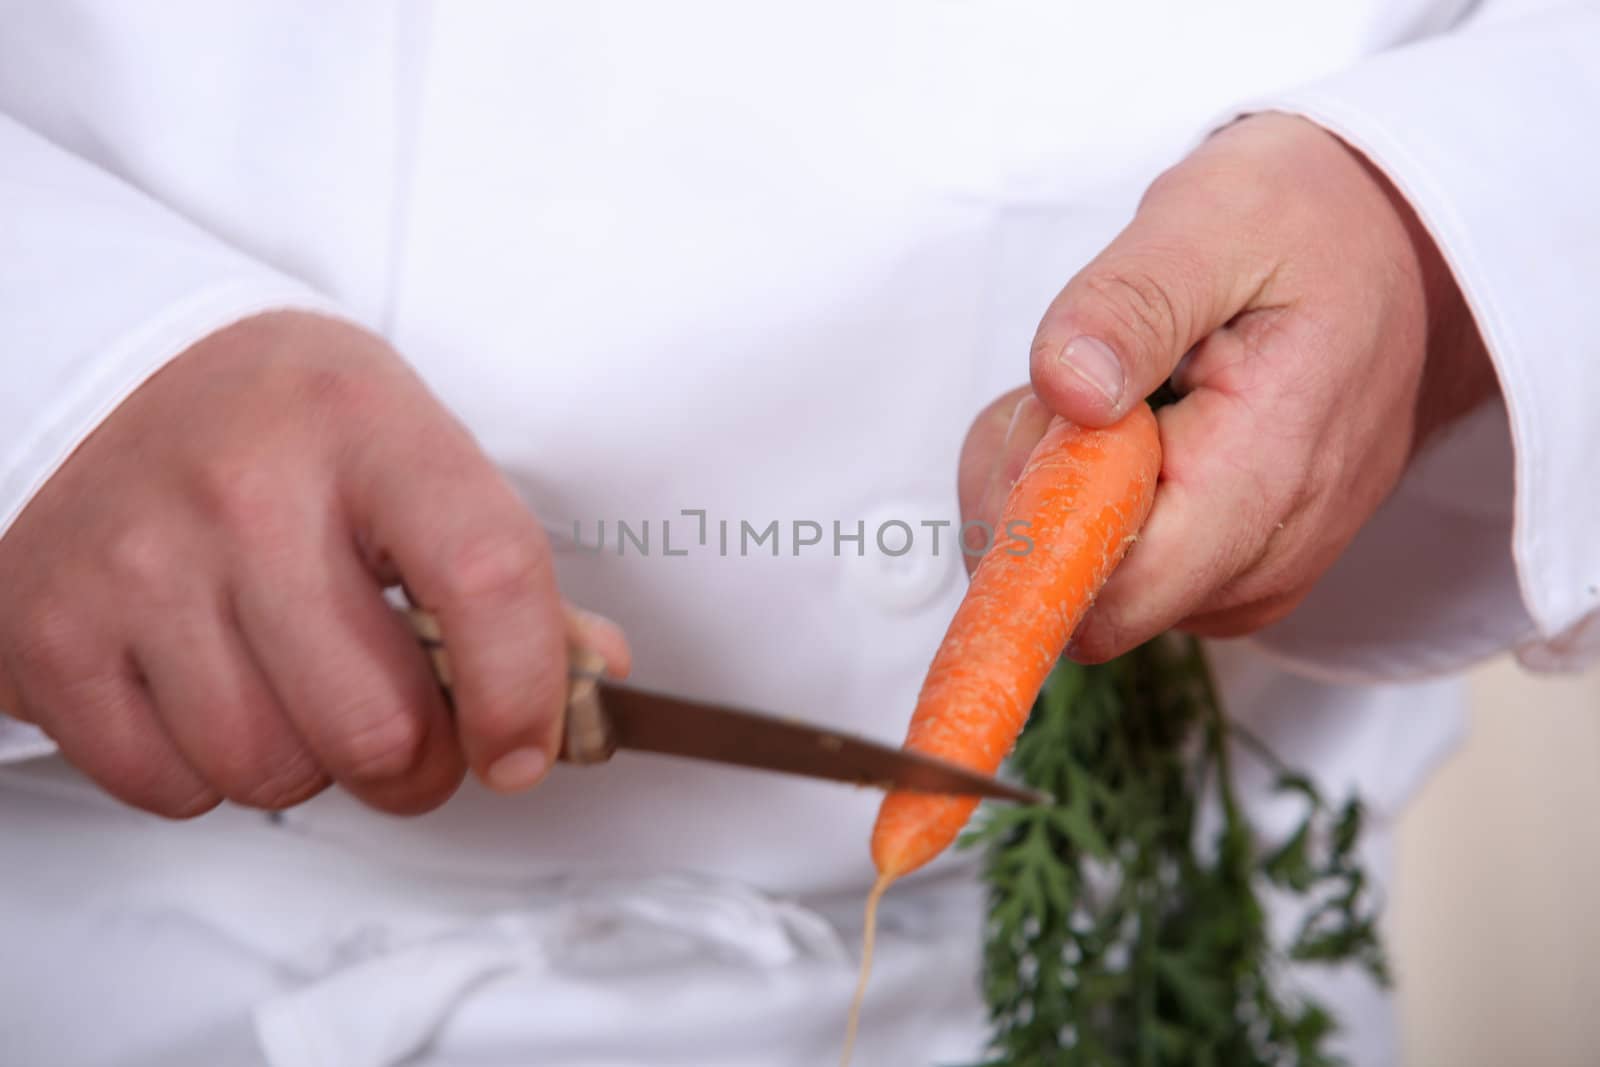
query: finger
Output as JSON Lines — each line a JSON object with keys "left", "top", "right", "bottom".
{"left": 565, "top": 605, "right": 632, "bottom": 680}
{"left": 1029, "top": 170, "right": 1276, "bottom": 426}
{"left": 975, "top": 395, "right": 1052, "bottom": 535}
{"left": 347, "top": 426, "right": 568, "bottom": 794}
{"left": 0, "top": 662, "right": 31, "bottom": 724}
{"left": 957, "top": 387, "right": 1032, "bottom": 528}
{"left": 1178, "top": 587, "right": 1310, "bottom": 640}
{"left": 133, "top": 596, "right": 328, "bottom": 811}
{"left": 20, "top": 649, "right": 220, "bottom": 818}
{"left": 1064, "top": 390, "right": 1278, "bottom": 663}
{"left": 235, "top": 543, "right": 466, "bottom": 815}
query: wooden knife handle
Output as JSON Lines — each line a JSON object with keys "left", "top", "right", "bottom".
{"left": 402, "top": 606, "right": 616, "bottom": 765}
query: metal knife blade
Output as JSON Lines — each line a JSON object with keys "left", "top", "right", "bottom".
{"left": 597, "top": 683, "right": 1049, "bottom": 805}
{"left": 402, "top": 605, "right": 1046, "bottom": 805}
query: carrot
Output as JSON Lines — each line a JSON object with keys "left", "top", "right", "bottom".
{"left": 873, "top": 403, "right": 1161, "bottom": 877}
{"left": 841, "top": 403, "right": 1161, "bottom": 1065}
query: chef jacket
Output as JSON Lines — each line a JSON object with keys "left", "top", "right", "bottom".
{"left": 1, "top": 2, "right": 1597, "bottom": 1065}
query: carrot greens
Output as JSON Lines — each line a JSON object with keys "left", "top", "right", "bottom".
{"left": 962, "top": 635, "right": 1388, "bottom": 1067}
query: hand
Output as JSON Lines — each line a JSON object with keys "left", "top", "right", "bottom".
{"left": 0, "top": 311, "right": 629, "bottom": 817}
{"left": 962, "top": 112, "right": 1496, "bottom": 662}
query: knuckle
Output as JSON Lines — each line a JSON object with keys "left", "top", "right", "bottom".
{"left": 444, "top": 530, "right": 547, "bottom": 604}
{"left": 105, "top": 523, "right": 179, "bottom": 592}
{"left": 283, "top": 357, "right": 383, "bottom": 421}
{"left": 1084, "top": 267, "right": 1187, "bottom": 358}
{"left": 195, "top": 458, "right": 288, "bottom": 539}
{"left": 280, "top": 352, "right": 409, "bottom": 440}
{"left": 328, "top": 701, "right": 425, "bottom": 781}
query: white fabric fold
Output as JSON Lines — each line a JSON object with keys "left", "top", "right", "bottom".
{"left": 248, "top": 875, "right": 850, "bottom": 1067}
{"left": 256, "top": 930, "right": 530, "bottom": 1067}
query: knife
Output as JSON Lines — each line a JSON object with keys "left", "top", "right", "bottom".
{"left": 403, "top": 607, "right": 1046, "bottom": 805}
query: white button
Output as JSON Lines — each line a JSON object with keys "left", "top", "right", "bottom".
{"left": 844, "top": 505, "right": 960, "bottom": 614}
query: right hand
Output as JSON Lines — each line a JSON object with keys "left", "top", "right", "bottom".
{"left": 0, "top": 311, "right": 629, "bottom": 817}
{"left": 956, "top": 115, "right": 1494, "bottom": 662}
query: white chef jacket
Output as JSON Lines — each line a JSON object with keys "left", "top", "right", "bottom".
{"left": 1, "top": 2, "right": 1597, "bottom": 1065}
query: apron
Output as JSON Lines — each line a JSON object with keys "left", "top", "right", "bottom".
{"left": 0, "top": 758, "right": 989, "bottom": 1067}
{"left": 0, "top": 642, "right": 1455, "bottom": 1066}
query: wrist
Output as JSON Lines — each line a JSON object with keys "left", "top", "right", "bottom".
{"left": 1344, "top": 140, "right": 1497, "bottom": 452}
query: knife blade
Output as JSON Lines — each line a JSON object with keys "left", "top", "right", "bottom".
{"left": 404, "top": 606, "right": 1046, "bottom": 805}
{"left": 595, "top": 682, "right": 1048, "bottom": 804}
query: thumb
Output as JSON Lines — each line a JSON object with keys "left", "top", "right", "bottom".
{"left": 1029, "top": 190, "right": 1270, "bottom": 426}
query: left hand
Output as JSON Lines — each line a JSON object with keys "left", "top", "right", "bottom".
{"left": 960, "top": 112, "right": 1496, "bottom": 662}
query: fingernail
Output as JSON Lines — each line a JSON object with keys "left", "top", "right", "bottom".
{"left": 1001, "top": 396, "right": 1031, "bottom": 447}
{"left": 486, "top": 746, "right": 548, "bottom": 792}
{"left": 979, "top": 401, "right": 1033, "bottom": 528}
{"left": 570, "top": 606, "right": 620, "bottom": 630}
{"left": 1059, "top": 337, "right": 1124, "bottom": 406}
{"left": 566, "top": 606, "right": 623, "bottom": 648}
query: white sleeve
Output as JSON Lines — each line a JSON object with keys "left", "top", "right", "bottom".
{"left": 0, "top": 114, "right": 339, "bottom": 761}
{"left": 1234, "top": 1, "right": 1600, "bottom": 682}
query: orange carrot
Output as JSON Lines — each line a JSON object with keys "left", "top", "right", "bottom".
{"left": 874, "top": 403, "right": 1160, "bottom": 878}
{"left": 842, "top": 403, "right": 1161, "bottom": 1065}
